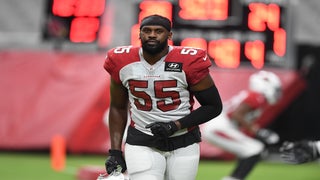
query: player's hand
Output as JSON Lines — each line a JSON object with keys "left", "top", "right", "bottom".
{"left": 146, "top": 121, "right": 178, "bottom": 138}
{"left": 280, "top": 140, "right": 319, "bottom": 164}
{"left": 255, "top": 128, "right": 279, "bottom": 145}
{"left": 105, "top": 149, "right": 127, "bottom": 174}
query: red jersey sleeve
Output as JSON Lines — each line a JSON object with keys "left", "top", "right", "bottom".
{"left": 166, "top": 47, "right": 212, "bottom": 86}
{"left": 103, "top": 46, "right": 140, "bottom": 84}
{"left": 243, "top": 91, "right": 267, "bottom": 109}
{"left": 104, "top": 48, "right": 119, "bottom": 82}
{"left": 185, "top": 49, "right": 211, "bottom": 85}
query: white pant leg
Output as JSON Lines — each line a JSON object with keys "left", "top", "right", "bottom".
{"left": 165, "top": 143, "right": 200, "bottom": 180}
{"left": 125, "top": 143, "right": 200, "bottom": 180}
{"left": 125, "top": 144, "right": 165, "bottom": 180}
{"left": 202, "top": 113, "right": 264, "bottom": 158}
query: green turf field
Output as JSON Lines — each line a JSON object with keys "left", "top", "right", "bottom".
{"left": 0, "top": 151, "right": 319, "bottom": 180}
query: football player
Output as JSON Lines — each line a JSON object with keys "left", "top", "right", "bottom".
{"left": 103, "top": 14, "right": 222, "bottom": 180}
{"left": 202, "top": 70, "right": 282, "bottom": 180}
{"left": 280, "top": 140, "right": 320, "bottom": 164}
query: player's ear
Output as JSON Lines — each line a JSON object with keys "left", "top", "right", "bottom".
{"left": 138, "top": 30, "right": 142, "bottom": 39}
{"left": 168, "top": 31, "right": 173, "bottom": 40}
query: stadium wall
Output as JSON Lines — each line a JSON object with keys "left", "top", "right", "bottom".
{"left": 0, "top": 50, "right": 306, "bottom": 158}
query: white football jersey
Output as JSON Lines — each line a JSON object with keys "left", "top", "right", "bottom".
{"left": 104, "top": 46, "right": 211, "bottom": 136}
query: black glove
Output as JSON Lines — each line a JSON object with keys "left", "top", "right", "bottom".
{"left": 145, "top": 121, "right": 178, "bottom": 138}
{"left": 105, "top": 149, "right": 127, "bottom": 174}
{"left": 280, "top": 140, "right": 320, "bottom": 164}
{"left": 255, "top": 128, "right": 279, "bottom": 145}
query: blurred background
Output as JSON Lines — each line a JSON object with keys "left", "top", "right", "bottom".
{"left": 0, "top": 0, "right": 319, "bottom": 179}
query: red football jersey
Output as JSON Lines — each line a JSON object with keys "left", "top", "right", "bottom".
{"left": 225, "top": 90, "right": 269, "bottom": 122}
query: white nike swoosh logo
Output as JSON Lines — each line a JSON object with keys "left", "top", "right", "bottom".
{"left": 203, "top": 55, "right": 207, "bottom": 61}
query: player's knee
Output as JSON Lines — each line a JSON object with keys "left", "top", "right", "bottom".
{"left": 126, "top": 157, "right": 163, "bottom": 180}
{"left": 240, "top": 141, "right": 264, "bottom": 158}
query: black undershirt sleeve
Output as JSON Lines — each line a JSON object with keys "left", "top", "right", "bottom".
{"left": 178, "top": 85, "right": 223, "bottom": 129}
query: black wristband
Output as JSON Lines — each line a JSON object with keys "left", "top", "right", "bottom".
{"left": 108, "top": 149, "right": 122, "bottom": 156}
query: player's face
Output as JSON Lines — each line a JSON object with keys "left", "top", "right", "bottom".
{"left": 140, "top": 25, "right": 172, "bottom": 55}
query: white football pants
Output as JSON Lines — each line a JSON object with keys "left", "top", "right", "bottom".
{"left": 202, "top": 112, "right": 264, "bottom": 158}
{"left": 124, "top": 143, "right": 200, "bottom": 180}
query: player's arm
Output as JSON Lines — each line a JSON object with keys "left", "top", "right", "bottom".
{"left": 176, "top": 74, "right": 223, "bottom": 129}
{"left": 105, "top": 78, "right": 128, "bottom": 174}
{"left": 231, "top": 102, "right": 279, "bottom": 144}
{"left": 230, "top": 102, "right": 258, "bottom": 134}
{"left": 108, "top": 78, "right": 128, "bottom": 150}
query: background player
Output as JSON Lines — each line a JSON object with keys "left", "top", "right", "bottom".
{"left": 103, "top": 14, "right": 222, "bottom": 180}
{"left": 202, "top": 70, "right": 282, "bottom": 180}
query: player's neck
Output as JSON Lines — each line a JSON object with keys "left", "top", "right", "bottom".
{"left": 143, "top": 46, "right": 169, "bottom": 65}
